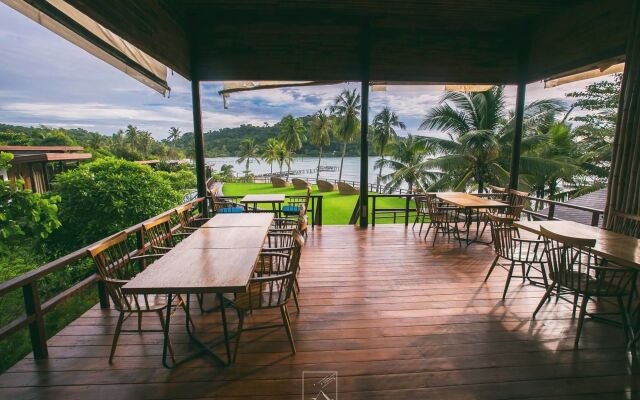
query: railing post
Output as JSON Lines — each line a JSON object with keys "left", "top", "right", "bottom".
{"left": 404, "top": 195, "right": 411, "bottom": 226}
{"left": 372, "top": 196, "right": 376, "bottom": 227}
{"left": 548, "top": 203, "right": 555, "bottom": 220}
{"left": 316, "top": 196, "right": 323, "bottom": 226}
{"left": 97, "top": 279, "right": 110, "bottom": 309}
{"left": 23, "top": 282, "right": 48, "bottom": 359}
{"left": 136, "top": 230, "right": 145, "bottom": 269}
{"left": 591, "top": 211, "right": 601, "bottom": 227}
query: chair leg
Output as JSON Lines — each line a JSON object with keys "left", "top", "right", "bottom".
{"left": 109, "top": 312, "right": 125, "bottom": 364}
{"left": 292, "top": 287, "right": 300, "bottom": 312}
{"left": 520, "top": 262, "right": 526, "bottom": 283}
{"left": 197, "top": 293, "right": 205, "bottom": 313}
{"left": 572, "top": 292, "right": 580, "bottom": 319}
{"left": 280, "top": 305, "right": 296, "bottom": 354}
{"left": 618, "top": 296, "right": 634, "bottom": 344}
{"left": 540, "top": 262, "right": 549, "bottom": 290}
{"left": 137, "top": 312, "right": 142, "bottom": 332}
{"left": 574, "top": 295, "right": 591, "bottom": 347}
{"left": 232, "top": 311, "right": 244, "bottom": 363}
{"left": 424, "top": 221, "right": 432, "bottom": 239}
{"left": 502, "top": 261, "right": 516, "bottom": 300}
{"left": 157, "top": 310, "right": 175, "bottom": 363}
{"left": 533, "top": 282, "right": 556, "bottom": 319}
{"left": 484, "top": 255, "right": 500, "bottom": 282}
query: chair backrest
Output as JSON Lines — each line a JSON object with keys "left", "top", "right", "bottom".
{"left": 88, "top": 231, "right": 138, "bottom": 311}
{"left": 424, "top": 193, "right": 442, "bottom": 217}
{"left": 488, "top": 214, "right": 520, "bottom": 259}
{"left": 245, "top": 231, "right": 304, "bottom": 310}
{"left": 414, "top": 194, "right": 429, "bottom": 214}
{"left": 608, "top": 210, "right": 640, "bottom": 238}
{"left": 540, "top": 226, "right": 634, "bottom": 296}
{"left": 175, "top": 203, "right": 197, "bottom": 230}
{"left": 142, "top": 213, "right": 176, "bottom": 254}
{"left": 488, "top": 185, "right": 506, "bottom": 194}
{"left": 507, "top": 189, "right": 529, "bottom": 208}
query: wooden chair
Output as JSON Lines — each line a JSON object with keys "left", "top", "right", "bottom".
{"left": 282, "top": 187, "right": 311, "bottom": 217}
{"left": 271, "top": 176, "right": 289, "bottom": 188}
{"left": 507, "top": 189, "right": 529, "bottom": 209}
{"left": 260, "top": 231, "right": 303, "bottom": 311}
{"left": 484, "top": 212, "right": 548, "bottom": 299}
{"left": 338, "top": 181, "right": 359, "bottom": 195}
{"left": 175, "top": 202, "right": 209, "bottom": 234}
{"left": 226, "top": 231, "right": 304, "bottom": 362}
{"left": 424, "top": 193, "right": 464, "bottom": 246}
{"left": 317, "top": 179, "right": 337, "bottom": 192}
{"left": 412, "top": 194, "right": 429, "bottom": 235}
{"left": 533, "top": 226, "right": 636, "bottom": 347}
{"left": 487, "top": 185, "right": 507, "bottom": 201}
{"left": 608, "top": 210, "right": 640, "bottom": 238}
{"left": 292, "top": 178, "right": 311, "bottom": 190}
{"left": 87, "top": 231, "right": 192, "bottom": 363}
{"left": 210, "top": 186, "right": 246, "bottom": 214}
{"left": 143, "top": 215, "right": 205, "bottom": 310}
{"left": 271, "top": 204, "right": 308, "bottom": 237}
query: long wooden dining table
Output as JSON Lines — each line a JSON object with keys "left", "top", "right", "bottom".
{"left": 122, "top": 213, "right": 274, "bottom": 368}
{"left": 436, "top": 192, "right": 510, "bottom": 245}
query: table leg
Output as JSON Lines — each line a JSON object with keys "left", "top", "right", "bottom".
{"left": 218, "top": 293, "right": 232, "bottom": 365}
{"left": 162, "top": 294, "right": 173, "bottom": 368}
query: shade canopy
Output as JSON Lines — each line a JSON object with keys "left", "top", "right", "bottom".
{"left": 32, "top": 0, "right": 629, "bottom": 85}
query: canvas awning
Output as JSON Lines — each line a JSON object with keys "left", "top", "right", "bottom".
{"left": 1, "top": 0, "right": 169, "bottom": 95}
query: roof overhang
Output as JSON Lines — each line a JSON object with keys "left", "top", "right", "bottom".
{"left": 10, "top": 152, "right": 92, "bottom": 164}
{"left": 1, "top": 0, "right": 170, "bottom": 95}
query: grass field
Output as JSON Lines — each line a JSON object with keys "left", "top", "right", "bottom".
{"left": 222, "top": 182, "right": 415, "bottom": 225}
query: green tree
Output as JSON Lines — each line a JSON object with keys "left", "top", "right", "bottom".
{"left": 308, "top": 109, "right": 333, "bottom": 181}
{"left": 236, "top": 138, "right": 260, "bottom": 176}
{"left": 278, "top": 115, "right": 306, "bottom": 177}
{"left": 49, "top": 158, "right": 181, "bottom": 253}
{"left": 168, "top": 126, "right": 182, "bottom": 143}
{"left": 262, "top": 138, "right": 283, "bottom": 174}
{"left": 419, "top": 86, "right": 567, "bottom": 192}
{"left": 330, "top": 89, "right": 361, "bottom": 181}
{"left": 372, "top": 107, "right": 406, "bottom": 190}
{"left": 375, "top": 136, "right": 433, "bottom": 193}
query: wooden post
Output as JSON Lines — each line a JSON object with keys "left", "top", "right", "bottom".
{"left": 509, "top": 81, "right": 526, "bottom": 190}
{"left": 359, "top": 80, "right": 369, "bottom": 228}
{"left": 23, "top": 282, "right": 48, "bottom": 359}
{"left": 192, "top": 79, "right": 208, "bottom": 217}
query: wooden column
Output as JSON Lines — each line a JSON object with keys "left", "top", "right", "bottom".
{"left": 605, "top": 0, "right": 640, "bottom": 228}
{"left": 191, "top": 79, "right": 207, "bottom": 216}
{"left": 359, "top": 80, "right": 369, "bottom": 228}
{"left": 509, "top": 81, "right": 526, "bottom": 190}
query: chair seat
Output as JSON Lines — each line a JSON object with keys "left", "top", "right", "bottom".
{"left": 225, "top": 281, "right": 286, "bottom": 310}
{"left": 551, "top": 270, "right": 631, "bottom": 296}
{"left": 219, "top": 207, "right": 244, "bottom": 213}
{"left": 282, "top": 205, "right": 301, "bottom": 215}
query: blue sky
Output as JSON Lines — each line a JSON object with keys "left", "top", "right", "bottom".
{"left": 0, "top": 3, "right": 612, "bottom": 141}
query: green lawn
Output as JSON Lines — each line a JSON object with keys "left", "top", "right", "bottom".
{"left": 222, "top": 183, "right": 415, "bottom": 225}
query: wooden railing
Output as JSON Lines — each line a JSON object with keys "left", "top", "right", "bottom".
{"left": 360, "top": 192, "right": 605, "bottom": 227}
{"left": 0, "top": 197, "right": 207, "bottom": 360}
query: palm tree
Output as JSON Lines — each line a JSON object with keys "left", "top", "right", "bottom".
{"left": 419, "top": 86, "right": 568, "bottom": 193}
{"left": 330, "top": 89, "right": 361, "bottom": 181}
{"left": 279, "top": 115, "right": 306, "bottom": 177}
{"left": 237, "top": 138, "right": 260, "bottom": 176}
{"left": 262, "top": 138, "right": 282, "bottom": 174}
{"left": 376, "top": 135, "right": 435, "bottom": 193}
{"left": 168, "top": 126, "right": 181, "bottom": 143}
{"left": 276, "top": 145, "right": 293, "bottom": 175}
{"left": 308, "top": 109, "right": 333, "bottom": 181}
{"left": 372, "top": 107, "right": 406, "bottom": 191}
{"left": 138, "top": 130, "right": 153, "bottom": 157}
{"left": 87, "top": 131, "right": 104, "bottom": 149}
{"left": 125, "top": 125, "right": 141, "bottom": 150}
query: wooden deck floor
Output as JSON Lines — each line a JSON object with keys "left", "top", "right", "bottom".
{"left": 1, "top": 225, "right": 639, "bottom": 399}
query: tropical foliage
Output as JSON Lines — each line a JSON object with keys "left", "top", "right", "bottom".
{"left": 330, "top": 89, "right": 361, "bottom": 181}
{"left": 236, "top": 138, "right": 261, "bottom": 176}
{"left": 376, "top": 135, "right": 433, "bottom": 193}
{"left": 308, "top": 109, "right": 334, "bottom": 180}
{"left": 372, "top": 107, "right": 406, "bottom": 190}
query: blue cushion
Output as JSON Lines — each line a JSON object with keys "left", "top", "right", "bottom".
{"left": 219, "top": 207, "right": 244, "bottom": 214}
{"left": 282, "top": 205, "right": 301, "bottom": 215}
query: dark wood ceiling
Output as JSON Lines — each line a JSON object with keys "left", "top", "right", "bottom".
{"left": 65, "top": 0, "right": 631, "bottom": 84}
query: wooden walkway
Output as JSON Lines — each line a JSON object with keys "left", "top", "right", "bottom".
{"left": 0, "top": 225, "right": 638, "bottom": 399}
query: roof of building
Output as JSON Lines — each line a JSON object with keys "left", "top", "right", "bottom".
{"left": 539, "top": 188, "right": 608, "bottom": 227}
{"left": 10, "top": 153, "right": 93, "bottom": 165}
{"left": 0, "top": 145, "right": 85, "bottom": 153}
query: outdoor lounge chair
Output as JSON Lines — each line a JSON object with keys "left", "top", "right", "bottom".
{"left": 338, "top": 181, "right": 359, "bottom": 195}
{"left": 292, "top": 178, "right": 311, "bottom": 190}
{"left": 317, "top": 179, "right": 337, "bottom": 192}
{"left": 271, "top": 176, "right": 289, "bottom": 188}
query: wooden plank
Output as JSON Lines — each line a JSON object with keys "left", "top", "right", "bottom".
{"left": 437, "top": 192, "right": 509, "bottom": 208}
{"left": 201, "top": 213, "right": 275, "bottom": 228}
{"left": 240, "top": 194, "right": 285, "bottom": 203}
{"left": 174, "top": 226, "right": 270, "bottom": 249}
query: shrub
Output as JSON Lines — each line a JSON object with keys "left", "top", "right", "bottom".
{"left": 156, "top": 169, "right": 196, "bottom": 193}
{"left": 48, "top": 158, "right": 182, "bottom": 253}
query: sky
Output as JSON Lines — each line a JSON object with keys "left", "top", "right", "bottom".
{"left": 0, "top": 3, "right": 615, "bottom": 141}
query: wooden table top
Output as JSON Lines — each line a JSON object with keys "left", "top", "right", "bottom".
{"left": 515, "top": 220, "right": 640, "bottom": 270}
{"left": 201, "top": 213, "right": 275, "bottom": 228}
{"left": 240, "top": 194, "right": 285, "bottom": 203}
{"left": 122, "top": 213, "right": 273, "bottom": 295}
{"left": 175, "top": 226, "right": 270, "bottom": 249}
{"left": 436, "top": 192, "right": 509, "bottom": 209}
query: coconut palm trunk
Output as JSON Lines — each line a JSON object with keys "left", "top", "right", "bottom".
{"left": 316, "top": 145, "right": 323, "bottom": 181}
{"left": 339, "top": 142, "right": 347, "bottom": 181}
{"left": 377, "top": 148, "right": 385, "bottom": 192}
